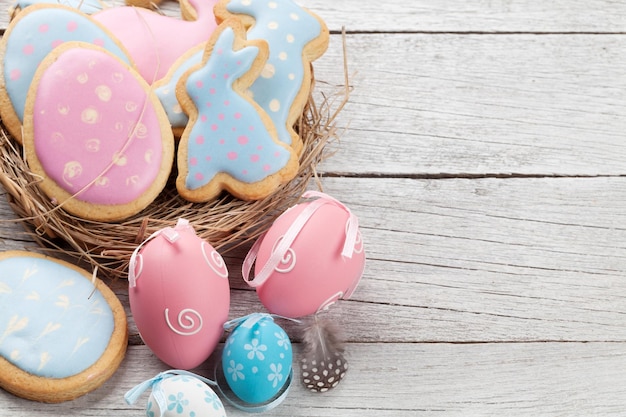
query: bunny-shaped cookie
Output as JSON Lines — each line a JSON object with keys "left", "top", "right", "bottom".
{"left": 215, "top": 0, "right": 330, "bottom": 154}
{"left": 176, "top": 19, "right": 299, "bottom": 202}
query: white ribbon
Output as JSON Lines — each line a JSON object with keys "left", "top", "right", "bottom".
{"left": 124, "top": 369, "right": 217, "bottom": 415}
{"left": 242, "top": 191, "right": 359, "bottom": 288}
{"left": 128, "top": 218, "right": 190, "bottom": 288}
{"left": 223, "top": 312, "right": 300, "bottom": 331}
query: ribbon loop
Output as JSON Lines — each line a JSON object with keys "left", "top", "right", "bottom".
{"left": 124, "top": 371, "right": 168, "bottom": 406}
{"left": 124, "top": 369, "right": 217, "bottom": 411}
{"left": 128, "top": 218, "right": 192, "bottom": 287}
{"left": 223, "top": 313, "right": 301, "bottom": 331}
{"left": 302, "top": 190, "right": 359, "bottom": 259}
{"left": 223, "top": 312, "right": 269, "bottom": 331}
{"left": 242, "top": 192, "right": 359, "bottom": 288}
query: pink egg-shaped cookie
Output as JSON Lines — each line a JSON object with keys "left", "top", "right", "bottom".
{"left": 243, "top": 192, "right": 365, "bottom": 318}
{"left": 128, "top": 219, "right": 230, "bottom": 369}
{"left": 22, "top": 42, "right": 174, "bottom": 222}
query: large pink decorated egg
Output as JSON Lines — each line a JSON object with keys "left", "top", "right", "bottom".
{"left": 128, "top": 219, "right": 230, "bottom": 369}
{"left": 243, "top": 191, "right": 365, "bottom": 318}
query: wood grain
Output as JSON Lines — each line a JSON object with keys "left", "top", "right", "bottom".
{"left": 306, "top": 0, "right": 626, "bottom": 33}
{"left": 314, "top": 33, "right": 626, "bottom": 176}
{"left": 2, "top": 343, "right": 625, "bottom": 416}
{"left": 0, "top": 191, "right": 38, "bottom": 251}
{"left": 318, "top": 177, "right": 626, "bottom": 342}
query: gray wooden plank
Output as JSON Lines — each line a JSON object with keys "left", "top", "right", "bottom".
{"left": 314, "top": 176, "right": 626, "bottom": 342}
{"left": 306, "top": 0, "right": 626, "bottom": 33}
{"left": 314, "top": 33, "right": 626, "bottom": 176}
{"left": 0, "top": 190, "right": 39, "bottom": 251}
{"left": 2, "top": 342, "right": 625, "bottom": 416}
{"left": 4, "top": 0, "right": 626, "bottom": 33}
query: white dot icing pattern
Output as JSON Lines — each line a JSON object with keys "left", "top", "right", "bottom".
{"left": 0, "top": 256, "right": 115, "bottom": 378}
{"left": 3, "top": 7, "right": 131, "bottom": 121}
{"left": 226, "top": 0, "right": 323, "bottom": 147}
{"left": 32, "top": 47, "right": 164, "bottom": 205}
{"left": 182, "top": 26, "right": 292, "bottom": 189}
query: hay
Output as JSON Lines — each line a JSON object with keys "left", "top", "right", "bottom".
{"left": 0, "top": 61, "right": 350, "bottom": 279}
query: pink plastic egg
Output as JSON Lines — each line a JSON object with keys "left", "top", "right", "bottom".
{"left": 128, "top": 219, "right": 230, "bottom": 369}
{"left": 243, "top": 192, "right": 365, "bottom": 318}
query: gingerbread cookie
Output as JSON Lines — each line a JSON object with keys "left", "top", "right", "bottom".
{"left": 0, "top": 251, "right": 127, "bottom": 403}
{"left": 175, "top": 19, "right": 299, "bottom": 202}
{"left": 215, "top": 0, "right": 330, "bottom": 154}
{"left": 92, "top": 0, "right": 220, "bottom": 83}
{"left": 0, "top": 4, "right": 132, "bottom": 143}
{"left": 22, "top": 42, "right": 175, "bottom": 222}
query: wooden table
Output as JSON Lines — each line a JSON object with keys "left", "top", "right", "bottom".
{"left": 1, "top": 0, "right": 625, "bottom": 415}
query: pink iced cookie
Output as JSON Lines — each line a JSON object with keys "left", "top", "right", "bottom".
{"left": 92, "top": 0, "right": 220, "bottom": 83}
{"left": 22, "top": 42, "right": 175, "bottom": 222}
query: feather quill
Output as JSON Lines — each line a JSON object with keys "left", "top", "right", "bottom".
{"left": 300, "top": 315, "right": 348, "bottom": 393}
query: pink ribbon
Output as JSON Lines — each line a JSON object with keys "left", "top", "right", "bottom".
{"left": 242, "top": 191, "right": 359, "bottom": 288}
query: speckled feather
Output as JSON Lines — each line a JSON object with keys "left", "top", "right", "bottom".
{"left": 300, "top": 315, "right": 348, "bottom": 393}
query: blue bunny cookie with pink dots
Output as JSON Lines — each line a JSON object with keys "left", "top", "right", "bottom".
{"left": 176, "top": 19, "right": 299, "bottom": 202}
{"left": 215, "top": 0, "right": 330, "bottom": 155}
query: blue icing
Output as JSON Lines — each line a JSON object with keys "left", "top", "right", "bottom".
{"left": 14, "top": 0, "right": 104, "bottom": 14}
{"left": 156, "top": 49, "right": 203, "bottom": 129}
{"left": 183, "top": 26, "right": 292, "bottom": 190}
{"left": 3, "top": 6, "right": 130, "bottom": 121}
{"left": 0, "top": 255, "right": 115, "bottom": 378}
{"left": 222, "top": 315, "right": 292, "bottom": 404}
{"left": 226, "top": 0, "right": 323, "bottom": 147}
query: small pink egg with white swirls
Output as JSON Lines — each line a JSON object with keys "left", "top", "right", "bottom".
{"left": 128, "top": 219, "right": 230, "bottom": 369}
{"left": 243, "top": 191, "right": 366, "bottom": 318}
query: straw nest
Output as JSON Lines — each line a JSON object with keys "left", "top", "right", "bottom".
{"left": 0, "top": 68, "right": 349, "bottom": 279}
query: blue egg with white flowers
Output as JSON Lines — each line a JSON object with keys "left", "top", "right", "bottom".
{"left": 221, "top": 314, "right": 293, "bottom": 405}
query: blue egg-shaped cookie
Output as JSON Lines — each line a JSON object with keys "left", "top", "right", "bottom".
{"left": 0, "top": 251, "right": 127, "bottom": 402}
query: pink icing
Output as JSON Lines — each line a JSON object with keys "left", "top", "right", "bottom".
{"left": 243, "top": 192, "right": 365, "bottom": 318}
{"left": 31, "top": 46, "right": 167, "bottom": 206}
{"left": 92, "top": 0, "right": 219, "bottom": 83}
